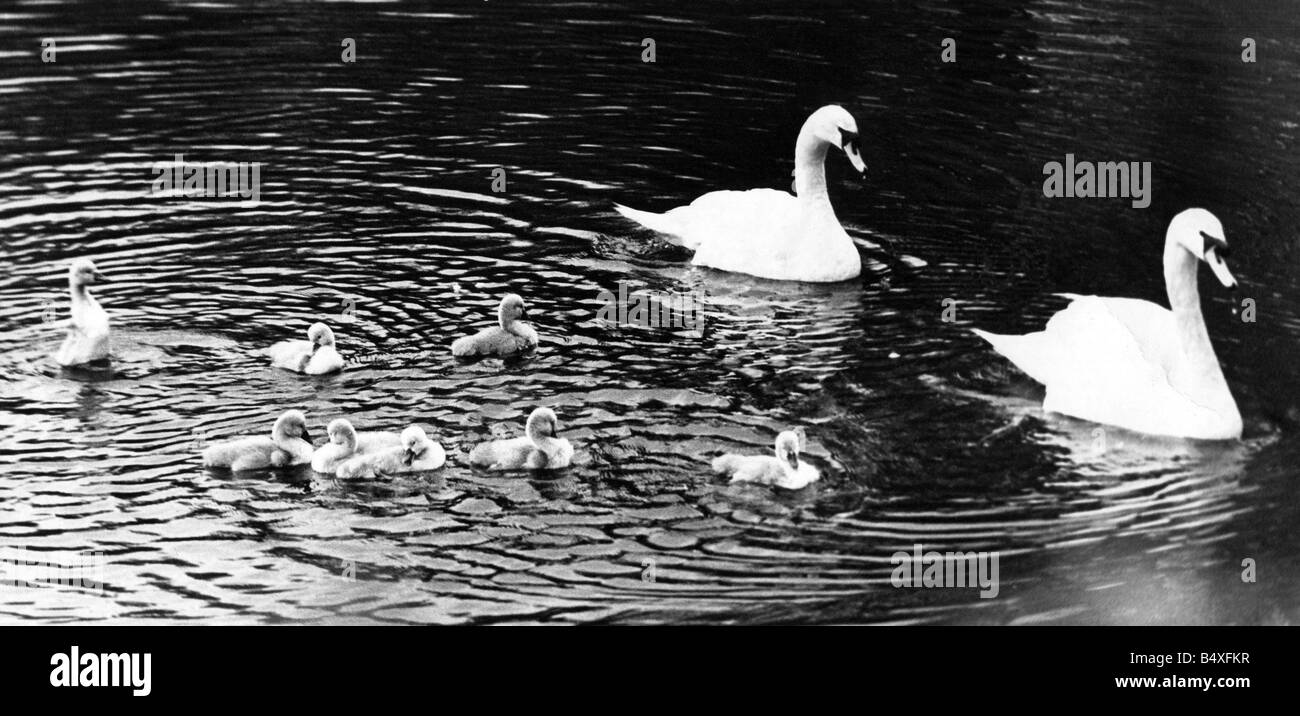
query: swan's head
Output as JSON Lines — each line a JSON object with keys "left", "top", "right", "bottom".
{"left": 498, "top": 293, "right": 528, "bottom": 327}
{"left": 68, "top": 258, "right": 108, "bottom": 288}
{"left": 1169, "top": 208, "right": 1236, "bottom": 289}
{"left": 401, "top": 425, "right": 432, "bottom": 465}
{"left": 774, "top": 431, "right": 802, "bottom": 471}
{"left": 307, "top": 322, "right": 336, "bottom": 348}
{"left": 273, "top": 410, "right": 313, "bottom": 443}
{"left": 808, "top": 105, "right": 866, "bottom": 175}
{"left": 326, "top": 418, "right": 357, "bottom": 449}
{"left": 525, "top": 407, "right": 561, "bottom": 444}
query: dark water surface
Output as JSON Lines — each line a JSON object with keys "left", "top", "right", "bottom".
{"left": 1, "top": 0, "right": 1298, "bottom": 624}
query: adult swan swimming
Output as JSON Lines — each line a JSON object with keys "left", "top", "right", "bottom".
{"left": 972, "top": 208, "right": 1243, "bottom": 441}
{"left": 614, "top": 105, "right": 867, "bottom": 282}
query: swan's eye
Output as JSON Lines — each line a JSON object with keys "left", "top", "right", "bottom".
{"left": 1200, "top": 230, "right": 1230, "bottom": 258}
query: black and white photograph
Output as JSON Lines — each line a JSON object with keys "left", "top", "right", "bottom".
{"left": 0, "top": 0, "right": 1294, "bottom": 697}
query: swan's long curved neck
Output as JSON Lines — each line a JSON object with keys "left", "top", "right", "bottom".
{"left": 1163, "top": 241, "right": 1217, "bottom": 372}
{"left": 528, "top": 431, "right": 563, "bottom": 454}
{"left": 793, "top": 125, "right": 833, "bottom": 206}
{"left": 498, "top": 313, "right": 523, "bottom": 335}
{"left": 69, "top": 281, "right": 93, "bottom": 305}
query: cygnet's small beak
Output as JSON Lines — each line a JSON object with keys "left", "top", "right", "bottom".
{"left": 92, "top": 270, "right": 109, "bottom": 283}
{"left": 785, "top": 452, "right": 800, "bottom": 470}
{"left": 403, "top": 448, "right": 416, "bottom": 466}
{"left": 300, "top": 426, "right": 314, "bottom": 443}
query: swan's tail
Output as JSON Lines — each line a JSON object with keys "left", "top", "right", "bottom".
{"left": 613, "top": 203, "right": 685, "bottom": 240}
{"left": 971, "top": 328, "right": 1053, "bottom": 386}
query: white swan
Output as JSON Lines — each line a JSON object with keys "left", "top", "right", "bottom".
{"left": 468, "top": 407, "right": 574, "bottom": 470}
{"left": 713, "top": 429, "right": 820, "bottom": 489}
{"left": 614, "top": 105, "right": 867, "bottom": 282}
{"left": 450, "top": 293, "right": 538, "bottom": 358}
{"left": 336, "top": 426, "right": 447, "bottom": 479}
{"left": 201, "top": 409, "right": 315, "bottom": 471}
{"left": 972, "top": 208, "right": 1243, "bottom": 440}
{"left": 55, "top": 259, "right": 111, "bottom": 366}
{"left": 267, "top": 322, "right": 344, "bottom": 375}
{"left": 310, "top": 418, "right": 402, "bottom": 473}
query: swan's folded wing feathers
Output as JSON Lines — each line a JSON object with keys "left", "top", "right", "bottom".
{"left": 202, "top": 436, "right": 273, "bottom": 468}
{"left": 1046, "top": 296, "right": 1176, "bottom": 381}
{"left": 452, "top": 326, "right": 535, "bottom": 358}
{"left": 267, "top": 339, "right": 312, "bottom": 369}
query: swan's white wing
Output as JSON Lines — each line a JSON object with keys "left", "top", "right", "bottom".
{"left": 683, "top": 190, "right": 861, "bottom": 281}
{"left": 1037, "top": 297, "right": 1182, "bottom": 427}
{"left": 356, "top": 431, "right": 402, "bottom": 453}
{"left": 267, "top": 339, "right": 312, "bottom": 371}
{"left": 682, "top": 189, "right": 804, "bottom": 255}
{"left": 974, "top": 296, "right": 1172, "bottom": 388}
{"left": 468, "top": 436, "right": 532, "bottom": 470}
{"left": 617, "top": 186, "right": 862, "bottom": 281}
{"left": 975, "top": 295, "right": 1240, "bottom": 438}
{"left": 618, "top": 189, "right": 800, "bottom": 250}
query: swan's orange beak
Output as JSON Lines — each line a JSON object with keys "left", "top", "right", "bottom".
{"left": 840, "top": 128, "right": 866, "bottom": 176}
{"left": 1205, "top": 246, "right": 1237, "bottom": 290}
{"left": 844, "top": 143, "right": 867, "bottom": 176}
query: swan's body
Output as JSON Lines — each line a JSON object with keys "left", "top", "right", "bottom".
{"left": 614, "top": 105, "right": 867, "bottom": 282}
{"left": 310, "top": 418, "right": 401, "bottom": 473}
{"left": 336, "top": 426, "right": 446, "bottom": 479}
{"left": 972, "top": 208, "right": 1242, "bottom": 440}
{"left": 451, "top": 293, "right": 538, "bottom": 358}
{"left": 201, "top": 409, "right": 315, "bottom": 471}
{"left": 267, "top": 322, "right": 344, "bottom": 374}
{"left": 713, "top": 430, "right": 820, "bottom": 489}
{"left": 468, "top": 407, "right": 574, "bottom": 471}
{"left": 55, "top": 259, "right": 111, "bottom": 366}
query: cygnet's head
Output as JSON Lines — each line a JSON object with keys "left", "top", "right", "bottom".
{"left": 774, "top": 431, "right": 802, "bottom": 471}
{"left": 326, "top": 418, "right": 357, "bottom": 448}
{"left": 273, "top": 410, "right": 312, "bottom": 443}
{"left": 307, "top": 322, "right": 336, "bottom": 348}
{"left": 497, "top": 293, "right": 528, "bottom": 327}
{"left": 401, "top": 425, "right": 432, "bottom": 464}
{"left": 1168, "top": 208, "right": 1236, "bottom": 289}
{"left": 525, "top": 407, "right": 561, "bottom": 444}
{"left": 805, "top": 105, "right": 866, "bottom": 175}
{"left": 68, "top": 258, "right": 108, "bottom": 289}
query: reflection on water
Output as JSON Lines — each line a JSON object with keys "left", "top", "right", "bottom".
{"left": 0, "top": 0, "right": 1298, "bottom": 624}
